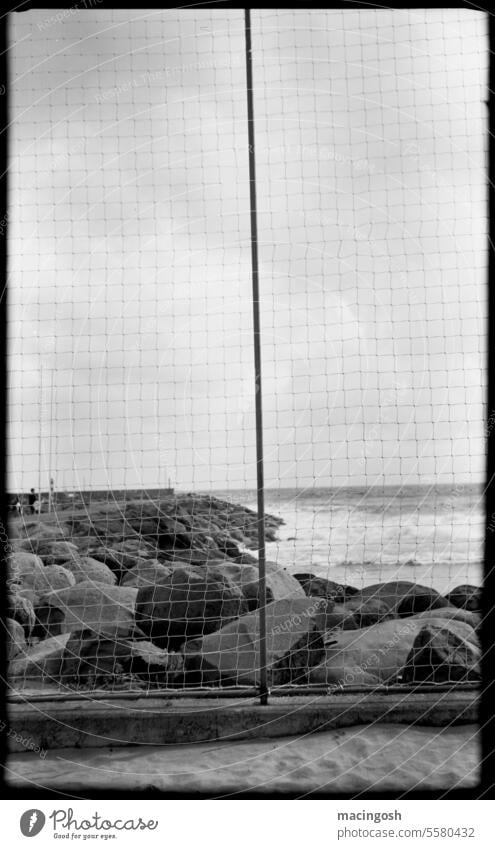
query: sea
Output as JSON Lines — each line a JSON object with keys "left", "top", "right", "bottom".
{"left": 213, "top": 484, "right": 484, "bottom": 596}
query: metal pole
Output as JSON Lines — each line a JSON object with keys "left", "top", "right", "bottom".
{"left": 244, "top": 8, "right": 268, "bottom": 706}
{"left": 48, "top": 368, "right": 54, "bottom": 513}
{"left": 38, "top": 362, "right": 43, "bottom": 523}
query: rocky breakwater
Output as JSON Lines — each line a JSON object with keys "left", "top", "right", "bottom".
{"left": 296, "top": 577, "right": 482, "bottom": 687}
{"left": 5, "top": 496, "right": 483, "bottom": 692}
{"left": 174, "top": 579, "right": 481, "bottom": 689}
{"left": 7, "top": 494, "right": 290, "bottom": 689}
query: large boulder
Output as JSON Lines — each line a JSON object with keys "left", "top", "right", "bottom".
{"left": 6, "top": 617, "right": 27, "bottom": 660}
{"left": 81, "top": 542, "right": 154, "bottom": 577}
{"left": 410, "top": 607, "right": 480, "bottom": 632}
{"left": 204, "top": 531, "right": 242, "bottom": 560}
{"left": 182, "top": 597, "right": 327, "bottom": 686}
{"left": 309, "top": 616, "right": 478, "bottom": 687}
{"left": 9, "top": 538, "right": 33, "bottom": 552}
{"left": 135, "top": 567, "right": 247, "bottom": 650}
{"left": 9, "top": 551, "right": 45, "bottom": 570}
{"left": 35, "top": 540, "right": 80, "bottom": 565}
{"left": 17, "top": 588, "right": 38, "bottom": 606}
{"left": 181, "top": 562, "right": 270, "bottom": 611}
{"left": 9, "top": 633, "right": 72, "bottom": 682}
{"left": 8, "top": 552, "right": 45, "bottom": 585}
{"left": 62, "top": 556, "right": 117, "bottom": 586}
{"left": 264, "top": 561, "right": 306, "bottom": 600}
{"left": 124, "top": 640, "right": 184, "bottom": 683}
{"left": 59, "top": 630, "right": 133, "bottom": 687}
{"left": 163, "top": 549, "right": 225, "bottom": 567}
{"left": 100, "top": 540, "right": 157, "bottom": 570}
{"left": 339, "top": 596, "right": 395, "bottom": 628}
{"left": 233, "top": 552, "right": 260, "bottom": 565}
{"left": 59, "top": 629, "right": 185, "bottom": 688}
{"left": 42, "top": 565, "right": 77, "bottom": 592}
{"left": 156, "top": 515, "right": 197, "bottom": 550}
{"left": 294, "top": 574, "right": 358, "bottom": 603}
{"left": 320, "top": 605, "right": 359, "bottom": 632}
{"left": 39, "top": 582, "right": 140, "bottom": 640}
{"left": 16, "top": 521, "right": 71, "bottom": 541}
{"left": 198, "top": 561, "right": 259, "bottom": 588}
{"left": 59, "top": 627, "right": 186, "bottom": 688}
{"left": 120, "top": 561, "right": 173, "bottom": 589}
{"left": 401, "top": 623, "right": 481, "bottom": 683}
{"left": 84, "top": 546, "right": 125, "bottom": 574}
{"left": 194, "top": 560, "right": 305, "bottom": 603}
{"left": 31, "top": 603, "right": 66, "bottom": 641}
{"left": 7, "top": 589, "right": 36, "bottom": 633}
{"left": 241, "top": 580, "right": 275, "bottom": 611}
{"left": 445, "top": 585, "right": 482, "bottom": 612}
{"left": 352, "top": 581, "right": 451, "bottom": 618}
{"left": 12, "top": 561, "right": 76, "bottom": 596}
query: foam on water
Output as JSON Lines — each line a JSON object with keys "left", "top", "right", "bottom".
{"left": 213, "top": 484, "right": 484, "bottom": 595}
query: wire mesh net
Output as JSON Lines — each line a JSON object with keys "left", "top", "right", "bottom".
{"left": 6, "top": 8, "right": 487, "bottom": 698}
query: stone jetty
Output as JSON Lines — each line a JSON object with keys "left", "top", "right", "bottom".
{"left": 5, "top": 495, "right": 482, "bottom": 692}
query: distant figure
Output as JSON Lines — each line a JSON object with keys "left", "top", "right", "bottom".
{"left": 14, "top": 496, "right": 22, "bottom": 515}
{"left": 28, "top": 488, "right": 38, "bottom": 515}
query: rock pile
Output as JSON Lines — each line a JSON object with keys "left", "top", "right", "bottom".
{"left": 5, "top": 496, "right": 482, "bottom": 691}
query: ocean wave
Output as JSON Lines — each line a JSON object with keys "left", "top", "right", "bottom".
{"left": 333, "top": 558, "right": 484, "bottom": 568}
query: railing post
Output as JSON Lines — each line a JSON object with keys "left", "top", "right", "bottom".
{"left": 244, "top": 8, "right": 268, "bottom": 706}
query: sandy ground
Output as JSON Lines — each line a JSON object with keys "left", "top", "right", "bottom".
{"left": 7, "top": 723, "right": 479, "bottom": 795}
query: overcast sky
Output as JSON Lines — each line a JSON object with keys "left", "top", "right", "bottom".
{"left": 8, "top": 7, "right": 487, "bottom": 492}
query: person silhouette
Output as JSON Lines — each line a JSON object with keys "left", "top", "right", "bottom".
{"left": 28, "top": 488, "right": 37, "bottom": 514}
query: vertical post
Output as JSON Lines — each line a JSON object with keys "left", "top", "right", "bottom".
{"left": 38, "top": 362, "right": 43, "bottom": 522}
{"left": 48, "top": 368, "right": 54, "bottom": 513}
{"left": 244, "top": 8, "right": 268, "bottom": 706}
